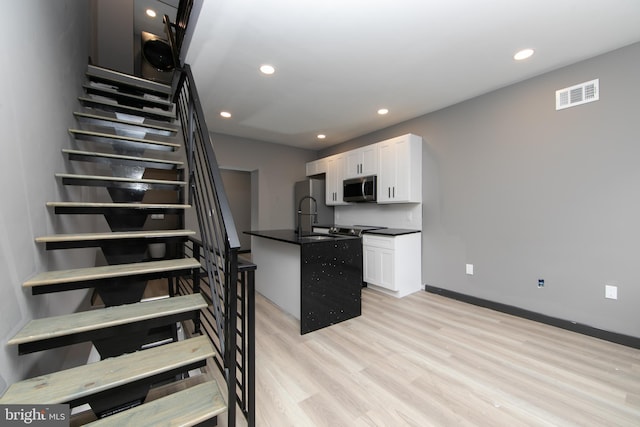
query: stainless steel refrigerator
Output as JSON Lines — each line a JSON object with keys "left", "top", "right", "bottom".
{"left": 294, "top": 179, "right": 334, "bottom": 234}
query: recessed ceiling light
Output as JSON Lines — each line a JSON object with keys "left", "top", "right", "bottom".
{"left": 220, "top": 111, "right": 232, "bottom": 118}
{"left": 145, "top": 9, "right": 157, "bottom": 18}
{"left": 317, "top": 134, "right": 326, "bottom": 140}
{"left": 514, "top": 48, "right": 534, "bottom": 61}
{"left": 259, "top": 64, "right": 275, "bottom": 75}
{"left": 377, "top": 108, "right": 389, "bottom": 115}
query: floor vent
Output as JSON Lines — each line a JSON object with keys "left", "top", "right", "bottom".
{"left": 556, "top": 79, "right": 599, "bottom": 110}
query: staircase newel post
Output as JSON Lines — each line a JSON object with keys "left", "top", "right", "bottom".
{"left": 225, "top": 245, "right": 239, "bottom": 427}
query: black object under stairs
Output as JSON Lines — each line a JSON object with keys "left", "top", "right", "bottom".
{"left": 0, "top": 64, "right": 227, "bottom": 425}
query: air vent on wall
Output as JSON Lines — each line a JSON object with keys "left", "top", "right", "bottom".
{"left": 556, "top": 79, "right": 599, "bottom": 110}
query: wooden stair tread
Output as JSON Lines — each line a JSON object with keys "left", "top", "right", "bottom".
{"left": 55, "top": 173, "right": 187, "bottom": 186}
{"left": 8, "top": 294, "right": 207, "bottom": 346}
{"left": 69, "top": 129, "right": 180, "bottom": 150}
{"left": 86, "top": 64, "right": 172, "bottom": 96}
{"left": 79, "top": 97, "right": 175, "bottom": 122}
{"left": 83, "top": 83, "right": 173, "bottom": 108}
{"left": 36, "top": 229, "right": 196, "bottom": 244}
{"left": 24, "top": 258, "right": 200, "bottom": 288}
{"left": 73, "top": 112, "right": 178, "bottom": 135}
{"left": 62, "top": 149, "right": 182, "bottom": 167}
{"left": 0, "top": 336, "right": 213, "bottom": 404}
{"left": 86, "top": 380, "right": 226, "bottom": 427}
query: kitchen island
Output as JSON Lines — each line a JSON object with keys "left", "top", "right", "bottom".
{"left": 245, "top": 230, "right": 362, "bottom": 334}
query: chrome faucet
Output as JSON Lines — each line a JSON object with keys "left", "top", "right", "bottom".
{"left": 297, "top": 195, "right": 318, "bottom": 235}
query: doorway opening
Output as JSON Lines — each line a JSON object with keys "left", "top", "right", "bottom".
{"left": 220, "top": 169, "right": 256, "bottom": 255}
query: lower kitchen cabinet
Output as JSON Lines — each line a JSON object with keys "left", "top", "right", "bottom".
{"left": 362, "top": 231, "right": 421, "bottom": 298}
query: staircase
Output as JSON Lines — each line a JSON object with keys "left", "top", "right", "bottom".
{"left": 0, "top": 64, "right": 227, "bottom": 425}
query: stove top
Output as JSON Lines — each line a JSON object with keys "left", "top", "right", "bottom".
{"left": 328, "top": 224, "right": 387, "bottom": 237}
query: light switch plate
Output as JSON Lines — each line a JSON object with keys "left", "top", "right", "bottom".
{"left": 605, "top": 285, "right": 618, "bottom": 300}
{"left": 465, "top": 264, "right": 474, "bottom": 275}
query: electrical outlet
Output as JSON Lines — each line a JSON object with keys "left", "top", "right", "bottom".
{"left": 538, "top": 279, "right": 544, "bottom": 288}
{"left": 465, "top": 264, "right": 474, "bottom": 275}
{"left": 605, "top": 285, "right": 618, "bottom": 300}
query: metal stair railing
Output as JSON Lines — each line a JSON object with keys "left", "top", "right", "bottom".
{"left": 171, "top": 64, "right": 255, "bottom": 427}
{"left": 176, "top": 237, "right": 256, "bottom": 427}
{"left": 164, "top": 3, "right": 255, "bottom": 424}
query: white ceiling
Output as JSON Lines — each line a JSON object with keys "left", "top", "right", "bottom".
{"left": 182, "top": 0, "right": 640, "bottom": 150}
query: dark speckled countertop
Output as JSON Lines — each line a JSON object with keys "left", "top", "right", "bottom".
{"left": 362, "top": 228, "right": 421, "bottom": 236}
{"left": 245, "top": 229, "right": 360, "bottom": 245}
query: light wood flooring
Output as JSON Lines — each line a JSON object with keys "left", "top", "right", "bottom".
{"left": 225, "top": 288, "right": 640, "bottom": 426}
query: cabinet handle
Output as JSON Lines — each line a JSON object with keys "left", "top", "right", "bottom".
{"left": 393, "top": 187, "right": 395, "bottom": 198}
{"left": 388, "top": 187, "right": 391, "bottom": 198}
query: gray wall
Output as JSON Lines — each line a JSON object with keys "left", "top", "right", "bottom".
{"left": 208, "top": 133, "right": 318, "bottom": 231}
{"left": 320, "top": 42, "right": 640, "bottom": 337}
{"left": 0, "top": 1, "right": 92, "bottom": 393}
{"left": 92, "top": 0, "right": 134, "bottom": 73}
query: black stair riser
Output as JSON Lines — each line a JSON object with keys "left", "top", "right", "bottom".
{"left": 97, "top": 279, "right": 147, "bottom": 306}
{"left": 66, "top": 152, "right": 179, "bottom": 170}
{"left": 83, "top": 360, "right": 206, "bottom": 418}
{"left": 79, "top": 98, "right": 175, "bottom": 122}
{"left": 108, "top": 187, "right": 146, "bottom": 203}
{"left": 83, "top": 85, "right": 173, "bottom": 111}
{"left": 30, "top": 267, "right": 198, "bottom": 295}
{"left": 86, "top": 73, "right": 172, "bottom": 99}
{"left": 16, "top": 310, "right": 200, "bottom": 356}
{"left": 53, "top": 206, "right": 186, "bottom": 215}
{"left": 92, "top": 325, "right": 177, "bottom": 359}
{"left": 71, "top": 134, "right": 177, "bottom": 152}
{"left": 43, "top": 236, "right": 190, "bottom": 250}
{"left": 60, "top": 177, "right": 184, "bottom": 191}
{"left": 74, "top": 113, "right": 177, "bottom": 137}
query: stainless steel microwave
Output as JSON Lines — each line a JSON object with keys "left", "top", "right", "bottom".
{"left": 343, "top": 175, "right": 377, "bottom": 203}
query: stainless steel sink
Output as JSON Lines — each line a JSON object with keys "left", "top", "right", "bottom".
{"left": 302, "top": 235, "right": 334, "bottom": 241}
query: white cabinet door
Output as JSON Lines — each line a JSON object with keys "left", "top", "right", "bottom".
{"left": 377, "top": 134, "right": 422, "bottom": 203}
{"left": 326, "top": 154, "right": 347, "bottom": 205}
{"left": 306, "top": 158, "right": 327, "bottom": 177}
{"left": 363, "top": 245, "right": 395, "bottom": 290}
{"left": 363, "top": 245, "right": 379, "bottom": 284}
{"left": 379, "top": 249, "right": 395, "bottom": 290}
{"left": 363, "top": 235, "right": 396, "bottom": 291}
{"left": 378, "top": 141, "right": 396, "bottom": 202}
{"left": 345, "top": 145, "right": 379, "bottom": 179}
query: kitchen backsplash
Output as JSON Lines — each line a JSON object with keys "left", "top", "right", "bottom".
{"left": 334, "top": 203, "right": 422, "bottom": 230}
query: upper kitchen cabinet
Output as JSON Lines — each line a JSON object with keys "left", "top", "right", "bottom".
{"left": 304, "top": 133, "right": 422, "bottom": 205}
{"left": 344, "top": 144, "right": 378, "bottom": 179}
{"left": 305, "top": 158, "right": 327, "bottom": 177}
{"left": 325, "top": 154, "right": 348, "bottom": 206}
{"left": 377, "top": 134, "right": 422, "bottom": 203}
